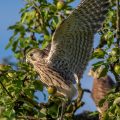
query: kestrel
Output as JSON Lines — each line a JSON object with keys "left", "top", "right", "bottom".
{"left": 26, "top": 0, "right": 110, "bottom": 99}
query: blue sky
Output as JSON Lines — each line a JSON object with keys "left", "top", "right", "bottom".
{"left": 0, "top": 0, "right": 98, "bottom": 113}
{"left": 0, "top": 0, "right": 24, "bottom": 61}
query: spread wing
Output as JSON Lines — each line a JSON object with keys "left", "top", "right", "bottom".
{"left": 46, "top": 0, "right": 110, "bottom": 82}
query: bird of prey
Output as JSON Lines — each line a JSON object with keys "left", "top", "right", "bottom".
{"left": 91, "top": 75, "right": 115, "bottom": 119}
{"left": 26, "top": 0, "right": 110, "bottom": 99}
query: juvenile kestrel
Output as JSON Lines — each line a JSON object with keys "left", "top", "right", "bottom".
{"left": 26, "top": 0, "right": 110, "bottom": 99}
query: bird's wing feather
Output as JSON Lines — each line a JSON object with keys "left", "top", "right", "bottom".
{"left": 47, "top": 0, "right": 110, "bottom": 82}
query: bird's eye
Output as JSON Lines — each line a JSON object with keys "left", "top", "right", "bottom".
{"left": 29, "top": 53, "right": 36, "bottom": 61}
{"left": 30, "top": 53, "right": 33, "bottom": 57}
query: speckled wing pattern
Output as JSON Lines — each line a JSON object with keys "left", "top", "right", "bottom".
{"left": 46, "top": 0, "right": 110, "bottom": 83}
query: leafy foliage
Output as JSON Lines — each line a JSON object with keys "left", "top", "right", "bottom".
{"left": 91, "top": 0, "right": 120, "bottom": 119}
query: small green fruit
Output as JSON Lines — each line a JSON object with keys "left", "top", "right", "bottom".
{"left": 94, "top": 48, "right": 105, "bottom": 58}
{"left": 47, "top": 86, "right": 57, "bottom": 95}
{"left": 114, "top": 64, "right": 120, "bottom": 74}
{"left": 57, "top": 1, "right": 65, "bottom": 10}
{"left": 8, "top": 72, "right": 14, "bottom": 77}
{"left": 114, "top": 97, "right": 120, "bottom": 105}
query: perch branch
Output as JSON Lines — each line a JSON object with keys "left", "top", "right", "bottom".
{"left": 72, "top": 80, "right": 84, "bottom": 114}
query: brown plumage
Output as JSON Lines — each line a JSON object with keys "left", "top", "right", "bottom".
{"left": 26, "top": 0, "right": 110, "bottom": 99}
{"left": 92, "top": 75, "right": 115, "bottom": 119}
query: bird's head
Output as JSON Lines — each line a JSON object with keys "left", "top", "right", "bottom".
{"left": 26, "top": 48, "right": 46, "bottom": 66}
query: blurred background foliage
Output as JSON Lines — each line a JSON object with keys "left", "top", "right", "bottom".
{"left": 0, "top": 0, "right": 120, "bottom": 119}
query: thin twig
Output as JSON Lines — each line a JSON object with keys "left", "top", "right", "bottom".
{"left": 72, "top": 81, "right": 84, "bottom": 114}
{"left": 32, "top": 1, "right": 44, "bottom": 27}
{"left": 83, "top": 89, "right": 91, "bottom": 94}
{"left": 19, "top": 93, "right": 44, "bottom": 109}
{"left": 76, "top": 81, "right": 84, "bottom": 103}
{"left": 60, "top": 102, "right": 66, "bottom": 120}
{"left": 0, "top": 80, "right": 13, "bottom": 99}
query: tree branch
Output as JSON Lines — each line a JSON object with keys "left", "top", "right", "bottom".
{"left": 0, "top": 80, "right": 13, "bottom": 99}
{"left": 17, "top": 115, "right": 41, "bottom": 120}
{"left": 19, "top": 93, "right": 46, "bottom": 109}
{"left": 72, "top": 81, "right": 84, "bottom": 114}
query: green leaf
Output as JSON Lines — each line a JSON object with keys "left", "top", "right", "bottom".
{"left": 92, "top": 61, "right": 104, "bottom": 68}
{"left": 33, "top": 80, "right": 43, "bottom": 91}
{"left": 91, "top": 48, "right": 106, "bottom": 59}
{"left": 40, "top": 108, "right": 47, "bottom": 116}
{"left": 41, "top": 40, "right": 50, "bottom": 49}
{"left": 95, "top": 65, "right": 108, "bottom": 78}
{"left": 99, "top": 97, "right": 106, "bottom": 107}
{"left": 12, "top": 40, "right": 19, "bottom": 52}
{"left": 107, "top": 56, "right": 118, "bottom": 63}
{"left": 47, "top": 103, "right": 59, "bottom": 118}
